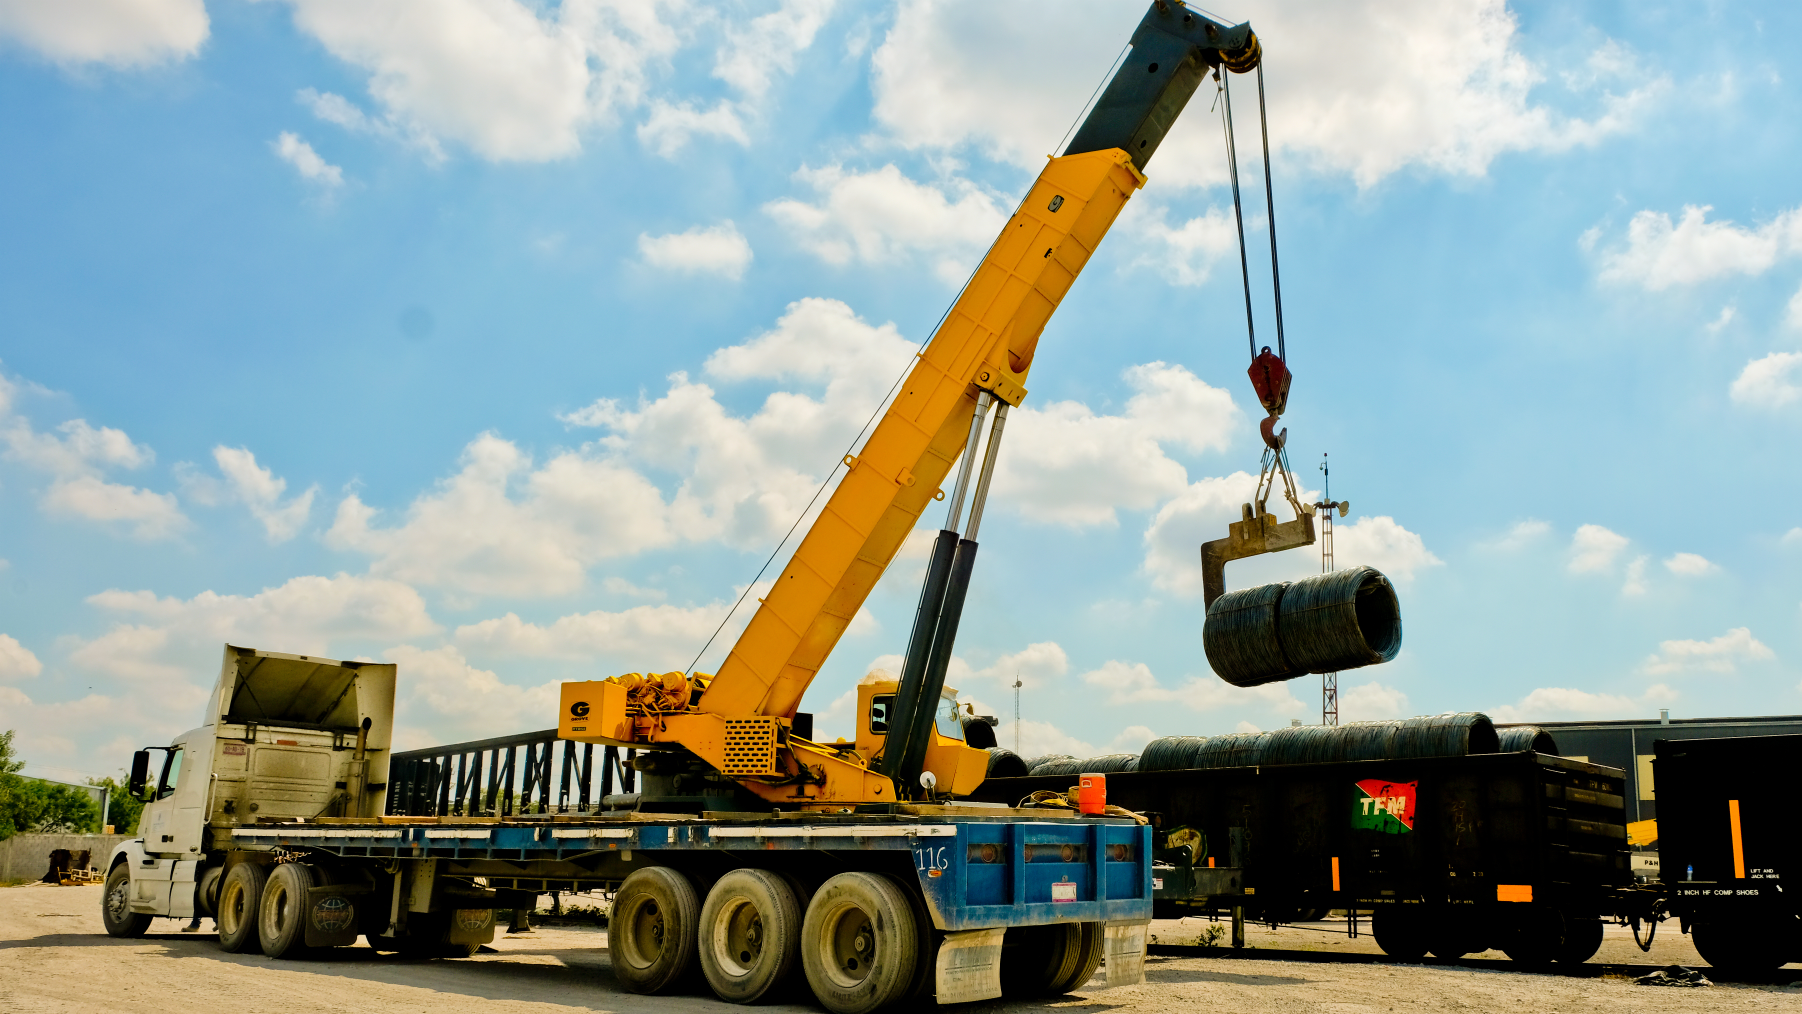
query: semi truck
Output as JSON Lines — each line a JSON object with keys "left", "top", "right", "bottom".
{"left": 103, "top": 644, "right": 1154, "bottom": 1011}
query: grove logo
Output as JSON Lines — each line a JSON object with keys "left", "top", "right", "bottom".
{"left": 1352, "top": 778, "right": 1417, "bottom": 833}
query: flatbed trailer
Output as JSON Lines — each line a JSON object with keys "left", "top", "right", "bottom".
{"left": 977, "top": 749, "right": 1656, "bottom": 966}
{"left": 215, "top": 809, "right": 1153, "bottom": 1008}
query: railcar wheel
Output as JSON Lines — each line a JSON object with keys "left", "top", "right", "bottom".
{"left": 217, "top": 863, "right": 267, "bottom": 953}
{"left": 800, "top": 872, "right": 919, "bottom": 1014}
{"left": 609, "top": 866, "right": 700, "bottom": 994}
{"left": 259, "top": 862, "right": 316, "bottom": 958}
{"left": 1371, "top": 909, "right": 1428, "bottom": 962}
{"left": 1692, "top": 919, "right": 1789, "bottom": 973}
{"left": 699, "top": 869, "right": 802, "bottom": 1004}
{"left": 1554, "top": 918, "right": 1602, "bottom": 964}
{"left": 100, "top": 864, "right": 152, "bottom": 938}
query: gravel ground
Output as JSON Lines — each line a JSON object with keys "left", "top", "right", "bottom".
{"left": 3, "top": 884, "right": 1796, "bottom": 1014}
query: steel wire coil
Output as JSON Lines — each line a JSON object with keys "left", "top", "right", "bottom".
{"left": 1203, "top": 566, "right": 1402, "bottom": 687}
{"left": 1495, "top": 725, "right": 1557, "bottom": 754}
{"left": 1139, "top": 735, "right": 1209, "bottom": 771}
{"left": 985, "top": 747, "right": 1031, "bottom": 778}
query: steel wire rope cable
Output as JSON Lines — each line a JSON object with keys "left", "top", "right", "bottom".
{"left": 682, "top": 46, "right": 1140, "bottom": 678}
{"left": 1255, "top": 63, "right": 1286, "bottom": 362}
{"left": 1219, "top": 69, "right": 1258, "bottom": 361}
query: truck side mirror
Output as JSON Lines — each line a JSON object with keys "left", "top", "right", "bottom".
{"left": 128, "top": 750, "right": 150, "bottom": 800}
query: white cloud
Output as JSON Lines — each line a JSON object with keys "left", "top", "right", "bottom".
{"left": 1789, "top": 282, "right": 1802, "bottom": 330}
{"left": 1641, "top": 627, "right": 1774, "bottom": 676}
{"left": 334, "top": 298, "right": 919, "bottom": 597}
{"left": 1107, "top": 725, "right": 1157, "bottom": 754}
{"left": 180, "top": 446, "right": 317, "bottom": 542}
{"left": 1489, "top": 685, "right": 1661, "bottom": 724}
{"left": 325, "top": 433, "right": 675, "bottom": 598}
{"left": 1339, "top": 681, "right": 1410, "bottom": 722}
{"left": 0, "top": 634, "right": 42, "bottom": 680}
{"left": 1705, "top": 305, "right": 1735, "bottom": 334}
{"left": 454, "top": 600, "right": 736, "bottom": 664}
{"left": 0, "top": 0, "right": 207, "bottom": 67}
{"left": 298, "top": 87, "right": 443, "bottom": 158}
{"left": 1116, "top": 201, "right": 1236, "bottom": 287}
{"left": 41, "top": 475, "right": 187, "bottom": 540}
{"left": 1078, "top": 658, "right": 1303, "bottom": 718}
{"left": 386, "top": 644, "right": 561, "bottom": 750}
{"left": 764, "top": 164, "right": 1008, "bottom": 285}
{"left": 1568, "top": 523, "right": 1629, "bottom": 574}
{"left": 1730, "top": 351, "right": 1802, "bottom": 409}
{"left": 1596, "top": 204, "right": 1802, "bottom": 291}
{"left": 1333, "top": 516, "right": 1444, "bottom": 582}
{"left": 275, "top": 0, "right": 674, "bottom": 162}
{"left": 1663, "top": 552, "right": 1716, "bottom": 577}
{"left": 637, "top": 98, "right": 750, "bottom": 157}
{"left": 273, "top": 132, "right": 344, "bottom": 188}
{"left": 1621, "top": 554, "right": 1648, "bottom": 597}
{"left": 2, "top": 574, "right": 442, "bottom": 767}
{"left": 869, "top": 0, "right": 1661, "bottom": 189}
{"left": 713, "top": 0, "right": 835, "bottom": 99}
{"left": 996, "top": 362, "right": 1238, "bottom": 528}
{"left": 1783, "top": 527, "right": 1802, "bottom": 547}
{"left": 1484, "top": 518, "right": 1550, "bottom": 552}
{"left": 638, "top": 221, "right": 754, "bottom": 280}
{"left": 0, "top": 373, "right": 188, "bottom": 540}
{"left": 989, "top": 720, "right": 1096, "bottom": 762}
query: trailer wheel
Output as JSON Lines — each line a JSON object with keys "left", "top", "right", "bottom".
{"left": 1048, "top": 923, "right": 1104, "bottom": 994}
{"left": 1554, "top": 918, "right": 1602, "bottom": 964}
{"left": 101, "top": 864, "right": 152, "bottom": 938}
{"left": 1371, "top": 909, "right": 1428, "bottom": 962}
{"left": 801, "top": 872, "right": 919, "bottom": 1014}
{"left": 259, "top": 862, "right": 316, "bottom": 959}
{"left": 217, "top": 862, "right": 267, "bottom": 953}
{"left": 609, "top": 866, "right": 700, "bottom": 994}
{"left": 698, "top": 869, "right": 801, "bottom": 1003}
{"left": 1692, "top": 920, "right": 1789, "bottom": 973}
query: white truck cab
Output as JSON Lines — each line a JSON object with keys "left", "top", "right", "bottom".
{"left": 103, "top": 645, "right": 395, "bottom": 931}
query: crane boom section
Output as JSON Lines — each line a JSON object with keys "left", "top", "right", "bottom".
{"left": 700, "top": 149, "right": 1145, "bottom": 721}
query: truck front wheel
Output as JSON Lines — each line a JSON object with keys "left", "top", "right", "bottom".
{"left": 259, "top": 862, "right": 316, "bottom": 959}
{"left": 609, "top": 866, "right": 700, "bottom": 994}
{"left": 801, "top": 872, "right": 919, "bottom": 1014}
{"left": 101, "top": 864, "right": 152, "bottom": 938}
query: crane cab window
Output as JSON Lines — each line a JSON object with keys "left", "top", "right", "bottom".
{"left": 157, "top": 746, "right": 184, "bottom": 801}
{"left": 936, "top": 696, "right": 965, "bottom": 741}
{"left": 869, "top": 695, "right": 892, "bottom": 735}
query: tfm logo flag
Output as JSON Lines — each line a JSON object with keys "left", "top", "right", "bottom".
{"left": 1352, "top": 779, "right": 1417, "bottom": 833}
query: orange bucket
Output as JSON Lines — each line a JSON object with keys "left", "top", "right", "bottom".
{"left": 1077, "top": 773, "right": 1106, "bottom": 814}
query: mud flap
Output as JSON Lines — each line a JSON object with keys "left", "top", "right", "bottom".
{"left": 1104, "top": 920, "right": 1150, "bottom": 987}
{"left": 304, "top": 886, "right": 365, "bottom": 948}
{"left": 933, "top": 927, "right": 1006, "bottom": 1004}
{"left": 448, "top": 908, "right": 496, "bottom": 947}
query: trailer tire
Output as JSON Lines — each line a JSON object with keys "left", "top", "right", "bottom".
{"left": 1554, "top": 918, "right": 1602, "bottom": 964}
{"left": 217, "top": 862, "right": 267, "bottom": 954}
{"left": 1049, "top": 922, "right": 1104, "bottom": 994}
{"left": 609, "top": 866, "right": 700, "bottom": 995}
{"left": 1372, "top": 909, "right": 1428, "bottom": 962}
{"left": 101, "top": 864, "right": 152, "bottom": 938}
{"left": 698, "top": 868, "right": 801, "bottom": 1003}
{"left": 801, "top": 872, "right": 919, "bottom": 1014}
{"left": 1000, "top": 921, "right": 1096, "bottom": 996}
{"left": 259, "top": 862, "right": 316, "bottom": 959}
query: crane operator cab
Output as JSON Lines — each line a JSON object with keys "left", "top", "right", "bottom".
{"left": 852, "top": 670, "right": 991, "bottom": 798}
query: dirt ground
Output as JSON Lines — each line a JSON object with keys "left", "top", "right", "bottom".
{"left": 3, "top": 883, "right": 1796, "bottom": 1014}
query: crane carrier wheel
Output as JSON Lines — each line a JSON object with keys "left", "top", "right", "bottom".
{"left": 610, "top": 866, "right": 701, "bottom": 994}
{"left": 698, "top": 868, "right": 803, "bottom": 1003}
{"left": 800, "top": 872, "right": 920, "bottom": 1014}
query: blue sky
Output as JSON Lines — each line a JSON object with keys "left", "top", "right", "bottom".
{"left": 2, "top": 0, "right": 1799, "bottom": 783}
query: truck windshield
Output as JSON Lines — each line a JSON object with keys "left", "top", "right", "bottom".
{"left": 158, "top": 747, "right": 183, "bottom": 801}
{"left": 935, "top": 696, "right": 965, "bottom": 741}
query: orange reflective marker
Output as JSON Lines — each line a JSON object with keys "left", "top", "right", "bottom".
{"left": 1331, "top": 856, "right": 1340, "bottom": 892}
{"left": 1729, "top": 799, "right": 1745, "bottom": 879}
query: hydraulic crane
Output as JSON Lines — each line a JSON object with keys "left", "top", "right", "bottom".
{"left": 560, "top": 2, "right": 1324, "bottom": 807}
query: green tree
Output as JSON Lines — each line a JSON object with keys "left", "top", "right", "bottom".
{"left": 0, "top": 730, "right": 23, "bottom": 840}
{"left": 87, "top": 776, "right": 142, "bottom": 835}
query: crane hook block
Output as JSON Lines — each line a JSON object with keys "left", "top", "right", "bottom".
{"left": 1247, "top": 347, "right": 1290, "bottom": 417}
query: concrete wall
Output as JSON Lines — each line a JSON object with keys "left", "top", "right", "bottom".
{"left": 0, "top": 833, "right": 133, "bottom": 882}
